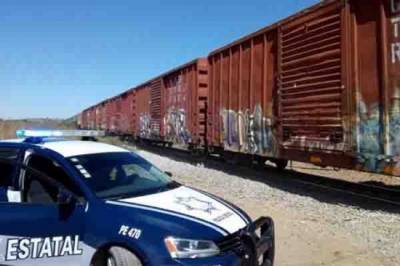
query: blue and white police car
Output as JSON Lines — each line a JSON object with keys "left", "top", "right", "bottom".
{"left": 0, "top": 130, "right": 274, "bottom": 266}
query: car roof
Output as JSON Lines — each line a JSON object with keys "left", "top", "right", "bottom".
{"left": 0, "top": 139, "right": 129, "bottom": 158}
{"left": 40, "top": 140, "right": 129, "bottom": 157}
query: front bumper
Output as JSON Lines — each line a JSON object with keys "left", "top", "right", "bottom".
{"left": 161, "top": 217, "right": 274, "bottom": 266}
{"left": 217, "top": 216, "right": 275, "bottom": 266}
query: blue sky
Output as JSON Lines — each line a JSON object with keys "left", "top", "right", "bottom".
{"left": 0, "top": 0, "right": 319, "bottom": 119}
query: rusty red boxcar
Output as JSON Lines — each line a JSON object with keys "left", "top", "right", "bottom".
{"left": 108, "top": 87, "right": 142, "bottom": 137}
{"left": 132, "top": 82, "right": 152, "bottom": 139}
{"left": 208, "top": 0, "right": 400, "bottom": 174}
{"left": 99, "top": 101, "right": 108, "bottom": 130}
{"left": 108, "top": 97, "right": 119, "bottom": 134}
{"left": 80, "top": 106, "right": 96, "bottom": 130}
{"left": 94, "top": 103, "right": 103, "bottom": 130}
{"left": 134, "top": 58, "right": 209, "bottom": 148}
{"left": 79, "top": 108, "right": 88, "bottom": 129}
{"left": 103, "top": 99, "right": 114, "bottom": 133}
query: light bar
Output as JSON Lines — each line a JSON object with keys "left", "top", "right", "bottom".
{"left": 16, "top": 129, "right": 105, "bottom": 138}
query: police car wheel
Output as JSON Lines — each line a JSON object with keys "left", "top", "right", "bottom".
{"left": 107, "top": 247, "right": 142, "bottom": 266}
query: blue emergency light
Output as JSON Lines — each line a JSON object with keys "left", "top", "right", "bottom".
{"left": 16, "top": 129, "right": 105, "bottom": 139}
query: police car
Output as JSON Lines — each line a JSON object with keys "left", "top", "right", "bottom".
{"left": 0, "top": 130, "right": 275, "bottom": 266}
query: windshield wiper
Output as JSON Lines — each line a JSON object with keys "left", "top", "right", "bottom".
{"left": 104, "top": 181, "right": 181, "bottom": 200}
{"left": 105, "top": 182, "right": 180, "bottom": 200}
{"left": 159, "top": 180, "right": 180, "bottom": 192}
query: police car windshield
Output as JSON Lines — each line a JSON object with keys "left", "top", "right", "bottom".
{"left": 68, "top": 152, "right": 178, "bottom": 199}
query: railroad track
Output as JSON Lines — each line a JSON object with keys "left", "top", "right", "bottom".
{"left": 279, "top": 169, "right": 400, "bottom": 208}
{"left": 126, "top": 142, "right": 400, "bottom": 210}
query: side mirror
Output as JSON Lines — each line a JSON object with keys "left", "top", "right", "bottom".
{"left": 57, "top": 189, "right": 77, "bottom": 220}
{"left": 57, "top": 189, "right": 76, "bottom": 206}
{"left": 165, "top": 171, "right": 173, "bottom": 177}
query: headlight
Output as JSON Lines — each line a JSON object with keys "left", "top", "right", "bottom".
{"left": 164, "top": 237, "right": 220, "bottom": 259}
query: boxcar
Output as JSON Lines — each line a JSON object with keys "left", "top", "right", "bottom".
{"left": 208, "top": 0, "right": 400, "bottom": 174}
{"left": 94, "top": 104, "right": 102, "bottom": 130}
{"left": 79, "top": 108, "right": 89, "bottom": 129}
{"left": 134, "top": 58, "right": 209, "bottom": 148}
{"left": 103, "top": 99, "right": 114, "bottom": 133}
{"left": 99, "top": 101, "right": 108, "bottom": 130}
{"left": 81, "top": 100, "right": 109, "bottom": 130}
{"left": 110, "top": 98, "right": 118, "bottom": 133}
{"left": 117, "top": 90, "right": 133, "bottom": 135}
{"left": 108, "top": 87, "right": 142, "bottom": 137}
{"left": 80, "top": 107, "right": 96, "bottom": 130}
{"left": 132, "top": 82, "right": 152, "bottom": 140}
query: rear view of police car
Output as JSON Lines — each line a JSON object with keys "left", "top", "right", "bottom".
{"left": 0, "top": 130, "right": 274, "bottom": 266}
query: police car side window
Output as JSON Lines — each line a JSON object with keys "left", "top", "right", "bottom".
{"left": 0, "top": 148, "right": 19, "bottom": 202}
{"left": 24, "top": 155, "right": 83, "bottom": 204}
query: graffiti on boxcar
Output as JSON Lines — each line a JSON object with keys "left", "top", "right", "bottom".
{"left": 139, "top": 113, "right": 152, "bottom": 138}
{"left": 389, "top": 86, "right": 400, "bottom": 153}
{"left": 392, "top": 42, "right": 400, "bottom": 64}
{"left": 355, "top": 91, "right": 382, "bottom": 171}
{"left": 392, "top": 17, "right": 400, "bottom": 64}
{"left": 355, "top": 86, "right": 400, "bottom": 174}
{"left": 164, "top": 107, "right": 191, "bottom": 144}
{"left": 391, "top": 0, "right": 400, "bottom": 64}
{"left": 220, "top": 104, "right": 278, "bottom": 156}
{"left": 393, "top": 17, "right": 399, "bottom": 38}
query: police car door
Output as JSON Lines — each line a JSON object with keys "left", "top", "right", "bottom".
{"left": 0, "top": 149, "right": 91, "bottom": 266}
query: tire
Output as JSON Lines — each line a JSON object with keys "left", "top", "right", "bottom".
{"left": 262, "top": 218, "right": 275, "bottom": 266}
{"left": 106, "top": 247, "right": 142, "bottom": 266}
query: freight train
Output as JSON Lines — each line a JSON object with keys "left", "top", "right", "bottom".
{"left": 79, "top": 0, "right": 400, "bottom": 176}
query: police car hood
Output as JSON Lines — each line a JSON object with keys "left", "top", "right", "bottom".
{"left": 110, "top": 186, "right": 249, "bottom": 235}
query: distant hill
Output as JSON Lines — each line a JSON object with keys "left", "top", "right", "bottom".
{"left": 61, "top": 115, "right": 79, "bottom": 129}
{"left": 0, "top": 118, "right": 78, "bottom": 139}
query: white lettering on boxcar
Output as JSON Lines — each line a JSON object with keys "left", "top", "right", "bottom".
{"left": 392, "top": 0, "right": 400, "bottom": 14}
{"left": 392, "top": 17, "right": 400, "bottom": 64}
{"left": 393, "top": 17, "right": 400, "bottom": 38}
{"left": 392, "top": 43, "right": 400, "bottom": 64}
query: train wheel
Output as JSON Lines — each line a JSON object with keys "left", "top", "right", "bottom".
{"left": 223, "top": 151, "right": 238, "bottom": 165}
{"left": 274, "top": 159, "right": 288, "bottom": 170}
{"left": 254, "top": 156, "right": 267, "bottom": 166}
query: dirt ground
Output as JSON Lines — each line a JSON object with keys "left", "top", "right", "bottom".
{"left": 130, "top": 146, "right": 399, "bottom": 266}
{"left": 244, "top": 202, "right": 385, "bottom": 266}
